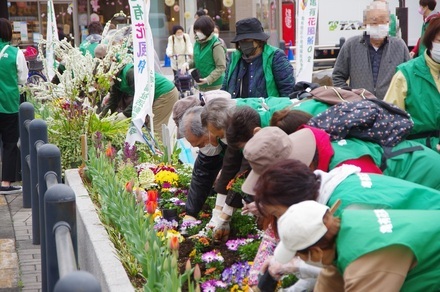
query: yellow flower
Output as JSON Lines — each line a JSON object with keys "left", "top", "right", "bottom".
{"left": 189, "top": 249, "right": 197, "bottom": 258}
{"left": 139, "top": 168, "right": 155, "bottom": 189}
{"left": 154, "top": 170, "right": 179, "bottom": 187}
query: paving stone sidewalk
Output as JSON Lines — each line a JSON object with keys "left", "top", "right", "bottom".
{"left": 1, "top": 190, "right": 41, "bottom": 291}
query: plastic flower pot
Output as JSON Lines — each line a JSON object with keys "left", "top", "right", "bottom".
{"left": 162, "top": 208, "right": 179, "bottom": 222}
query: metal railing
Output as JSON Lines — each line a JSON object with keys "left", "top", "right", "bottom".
{"left": 19, "top": 102, "right": 100, "bottom": 292}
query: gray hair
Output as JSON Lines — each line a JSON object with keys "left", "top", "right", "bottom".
{"left": 200, "top": 98, "right": 236, "bottom": 130}
{"left": 364, "top": 1, "right": 390, "bottom": 23}
{"left": 178, "top": 106, "right": 206, "bottom": 139}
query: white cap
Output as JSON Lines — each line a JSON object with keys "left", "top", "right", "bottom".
{"left": 274, "top": 201, "right": 329, "bottom": 264}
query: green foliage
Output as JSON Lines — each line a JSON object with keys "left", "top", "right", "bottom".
{"left": 230, "top": 212, "right": 259, "bottom": 237}
{"left": 85, "top": 148, "right": 194, "bottom": 291}
{"left": 281, "top": 274, "right": 299, "bottom": 289}
{"left": 237, "top": 240, "right": 261, "bottom": 262}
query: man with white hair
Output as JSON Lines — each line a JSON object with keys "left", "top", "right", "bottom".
{"left": 332, "top": 1, "right": 410, "bottom": 99}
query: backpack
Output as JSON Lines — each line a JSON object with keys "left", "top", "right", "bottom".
{"left": 308, "top": 98, "right": 414, "bottom": 147}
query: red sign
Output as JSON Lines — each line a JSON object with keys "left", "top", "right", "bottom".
{"left": 282, "top": 1, "right": 295, "bottom": 46}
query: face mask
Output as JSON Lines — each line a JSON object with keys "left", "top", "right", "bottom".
{"left": 220, "top": 137, "right": 228, "bottom": 145}
{"left": 430, "top": 42, "right": 440, "bottom": 63}
{"left": 239, "top": 40, "right": 257, "bottom": 57}
{"left": 418, "top": 6, "right": 425, "bottom": 15}
{"left": 366, "top": 24, "right": 389, "bottom": 39}
{"left": 199, "top": 143, "right": 222, "bottom": 156}
{"left": 304, "top": 251, "right": 326, "bottom": 268}
{"left": 176, "top": 35, "right": 183, "bottom": 39}
{"left": 196, "top": 32, "right": 206, "bottom": 41}
{"left": 213, "top": 33, "right": 219, "bottom": 38}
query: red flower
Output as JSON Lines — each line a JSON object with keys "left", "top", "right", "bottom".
{"left": 169, "top": 236, "right": 179, "bottom": 251}
{"left": 145, "top": 200, "right": 157, "bottom": 214}
{"left": 147, "top": 189, "right": 158, "bottom": 202}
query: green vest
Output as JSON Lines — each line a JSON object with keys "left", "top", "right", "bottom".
{"left": 397, "top": 56, "right": 440, "bottom": 150}
{"left": 0, "top": 41, "right": 20, "bottom": 114}
{"left": 79, "top": 41, "right": 98, "bottom": 58}
{"left": 337, "top": 209, "right": 440, "bottom": 291}
{"left": 290, "top": 99, "right": 330, "bottom": 117}
{"left": 389, "top": 14, "right": 397, "bottom": 37}
{"left": 329, "top": 138, "right": 440, "bottom": 190}
{"left": 118, "top": 63, "right": 134, "bottom": 96}
{"left": 327, "top": 172, "right": 440, "bottom": 217}
{"left": 227, "top": 44, "right": 280, "bottom": 97}
{"left": 235, "top": 97, "right": 293, "bottom": 127}
{"left": 193, "top": 36, "right": 224, "bottom": 89}
{"left": 119, "top": 64, "right": 174, "bottom": 100}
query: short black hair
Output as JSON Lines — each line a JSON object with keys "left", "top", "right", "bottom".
{"left": 193, "top": 15, "right": 215, "bottom": 37}
{"left": 172, "top": 25, "right": 184, "bottom": 35}
{"left": 0, "top": 18, "right": 12, "bottom": 42}
{"left": 226, "top": 106, "right": 261, "bottom": 149}
{"left": 88, "top": 21, "right": 103, "bottom": 35}
{"left": 420, "top": 0, "right": 437, "bottom": 10}
{"left": 195, "top": 9, "right": 206, "bottom": 17}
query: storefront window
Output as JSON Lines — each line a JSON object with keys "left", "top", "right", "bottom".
{"left": 9, "top": 1, "right": 76, "bottom": 47}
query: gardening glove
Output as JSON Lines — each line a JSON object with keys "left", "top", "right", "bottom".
{"left": 241, "top": 201, "right": 260, "bottom": 216}
{"left": 206, "top": 208, "right": 222, "bottom": 229}
{"left": 115, "top": 112, "right": 127, "bottom": 121}
{"left": 180, "top": 62, "right": 189, "bottom": 74}
{"left": 267, "top": 256, "right": 301, "bottom": 279}
{"left": 213, "top": 217, "right": 230, "bottom": 243}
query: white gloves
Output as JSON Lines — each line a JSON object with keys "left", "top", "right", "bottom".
{"left": 207, "top": 209, "right": 222, "bottom": 229}
{"left": 180, "top": 62, "right": 189, "bottom": 73}
{"left": 213, "top": 216, "right": 230, "bottom": 242}
{"left": 115, "top": 112, "right": 128, "bottom": 121}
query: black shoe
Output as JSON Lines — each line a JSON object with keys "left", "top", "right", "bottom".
{"left": 0, "top": 186, "right": 22, "bottom": 195}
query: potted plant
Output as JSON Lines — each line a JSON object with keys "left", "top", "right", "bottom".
{"left": 159, "top": 191, "right": 180, "bottom": 222}
{"left": 226, "top": 170, "right": 253, "bottom": 204}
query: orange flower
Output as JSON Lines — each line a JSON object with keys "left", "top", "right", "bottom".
{"left": 147, "top": 189, "right": 158, "bottom": 202}
{"left": 125, "top": 180, "right": 134, "bottom": 193}
{"left": 204, "top": 267, "right": 217, "bottom": 275}
{"left": 169, "top": 235, "right": 179, "bottom": 251}
{"left": 145, "top": 200, "right": 157, "bottom": 214}
{"left": 198, "top": 237, "right": 210, "bottom": 246}
{"left": 105, "top": 143, "right": 116, "bottom": 158}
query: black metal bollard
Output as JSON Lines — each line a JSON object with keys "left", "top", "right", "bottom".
{"left": 38, "top": 144, "right": 62, "bottom": 292}
{"left": 18, "top": 102, "right": 35, "bottom": 208}
{"left": 29, "top": 119, "right": 48, "bottom": 245}
{"left": 45, "top": 184, "right": 76, "bottom": 292}
{"left": 54, "top": 271, "right": 101, "bottom": 292}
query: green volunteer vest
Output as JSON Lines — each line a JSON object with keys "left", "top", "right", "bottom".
{"left": 397, "top": 56, "right": 440, "bottom": 150}
{"left": 235, "top": 97, "right": 292, "bottom": 127}
{"left": 329, "top": 138, "right": 440, "bottom": 190}
{"left": 326, "top": 172, "right": 440, "bottom": 218}
{"left": 290, "top": 99, "right": 330, "bottom": 116}
{"left": 336, "top": 209, "right": 440, "bottom": 291}
{"left": 118, "top": 63, "right": 134, "bottom": 96}
{"left": 193, "top": 36, "right": 224, "bottom": 89}
{"left": 154, "top": 72, "right": 175, "bottom": 99}
{"left": 0, "top": 41, "right": 20, "bottom": 114}
{"left": 227, "top": 44, "right": 280, "bottom": 97}
{"left": 79, "top": 41, "right": 98, "bottom": 57}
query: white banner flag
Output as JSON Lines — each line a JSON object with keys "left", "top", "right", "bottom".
{"left": 46, "top": 0, "right": 59, "bottom": 81}
{"left": 126, "top": 0, "right": 155, "bottom": 147}
{"left": 296, "top": 0, "right": 318, "bottom": 82}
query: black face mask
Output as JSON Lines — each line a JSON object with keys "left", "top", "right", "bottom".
{"left": 239, "top": 41, "right": 257, "bottom": 57}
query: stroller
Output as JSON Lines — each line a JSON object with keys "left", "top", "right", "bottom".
{"left": 173, "top": 54, "right": 194, "bottom": 98}
{"left": 23, "top": 46, "right": 47, "bottom": 85}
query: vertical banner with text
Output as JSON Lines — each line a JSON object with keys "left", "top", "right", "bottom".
{"left": 296, "top": 0, "right": 318, "bottom": 82}
{"left": 46, "top": 0, "right": 59, "bottom": 81}
{"left": 126, "top": 0, "right": 155, "bottom": 146}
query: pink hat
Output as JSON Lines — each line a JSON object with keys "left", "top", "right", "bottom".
{"left": 241, "top": 127, "right": 316, "bottom": 195}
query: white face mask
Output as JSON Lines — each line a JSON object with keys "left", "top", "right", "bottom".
{"left": 199, "top": 143, "right": 222, "bottom": 156}
{"left": 367, "top": 24, "right": 389, "bottom": 39}
{"left": 430, "top": 42, "right": 440, "bottom": 63}
{"left": 418, "top": 6, "right": 425, "bottom": 15}
{"left": 196, "top": 32, "right": 206, "bottom": 41}
{"left": 176, "top": 35, "right": 183, "bottom": 40}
